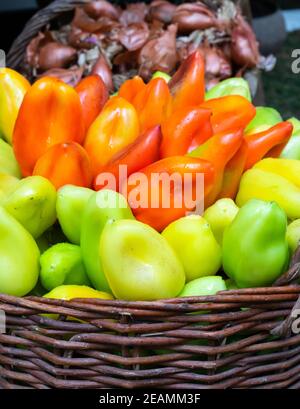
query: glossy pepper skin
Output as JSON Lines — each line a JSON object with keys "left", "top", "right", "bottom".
{"left": 162, "top": 215, "right": 222, "bottom": 282}
{"left": 245, "top": 106, "right": 282, "bottom": 135}
{"left": 280, "top": 117, "right": 300, "bottom": 160}
{"left": 218, "top": 140, "right": 248, "bottom": 199}
{"left": 80, "top": 189, "right": 134, "bottom": 292}
{"left": 205, "top": 78, "right": 251, "bottom": 102}
{"left": 160, "top": 107, "right": 212, "bottom": 158}
{"left": 203, "top": 198, "right": 239, "bottom": 245}
{"left": 13, "top": 77, "right": 85, "bottom": 177}
{"left": 236, "top": 168, "right": 300, "bottom": 220}
{"left": 100, "top": 219, "right": 185, "bottom": 301}
{"left": 132, "top": 77, "right": 172, "bottom": 132}
{"left": 75, "top": 74, "right": 109, "bottom": 131}
{"left": 169, "top": 50, "right": 205, "bottom": 112}
{"left": 56, "top": 185, "right": 94, "bottom": 245}
{"left": 0, "top": 68, "right": 30, "bottom": 144}
{"left": 118, "top": 75, "right": 146, "bottom": 104}
{"left": 0, "top": 206, "right": 40, "bottom": 296}
{"left": 94, "top": 125, "right": 162, "bottom": 192}
{"left": 200, "top": 95, "right": 256, "bottom": 134}
{"left": 223, "top": 199, "right": 289, "bottom": 288}
{"left": 254, "top": 158, "right": 300, "bottom": 188}
{"left": 0, "top": 139, "right": 21, "bottom": 178}
{"left": 244, "top": 121, "right": 293, "bottom": 170}
{"left": 40, "top": 243, "right": 91, "bottom": 291}
{"left": 44, "top": 285, "right": 113, "bottom": 301}
{"left": 84, "top": 96, "right": 140, "bottom": 177}
{"left": 33, "top": 142, "right": 92, "bottom": 189}
{"left": 122, "top": 156, "right": 215, "bottom": 232}
{"left": 189, "top": 129, "right": 243, "bottom": 207}
{"left": 2, "top": 175, "right": 57, "bottom": 239}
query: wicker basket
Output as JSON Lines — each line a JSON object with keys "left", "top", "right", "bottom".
{"left": 1, "top": 248, "right": 300, "bottom": 389}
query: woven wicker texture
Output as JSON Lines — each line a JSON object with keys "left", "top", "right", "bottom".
{"left": 0, "top": 282, "right": 300, "bottom": 389}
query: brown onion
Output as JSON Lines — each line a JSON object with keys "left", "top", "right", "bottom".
{"left": 138, "top": 24, "right": 178, "bottom": 80}
{"left": 200, "top": 44, "right": 232, "bottom": 79}
{"left": 38, "top": 66, "right": 84, "bottom": 87}
{"left": 84, "top": 0, "right": 120, "bottom": 20}
{"left": 73, "top": 7, "right": 105, "bottom": 33}
{"left": 148, "top": 1, "right": 176, "bottom": 24}
{"left": 38, "top": 42, "right": 77, "bottom": 71}
{"left": 120, "top": 3, "right": 148, "bottom": 26}
{"left": 172, "top": 3, "right": 217, "bottom": 33}
{"left": 119, "top": 22, "right": 150, "bottom": 51}
{"left": 91, "top": 55, "right": 114, "bottom": 91}
{"left": 231, "top": 12, "right": 259, "bottom": 68}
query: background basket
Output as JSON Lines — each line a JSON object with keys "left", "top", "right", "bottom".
{"left": 6, "top": 0, "right": 265, "bottom": 104}
{"left": 1, "top": 250, "right": 300, "bottom": 389}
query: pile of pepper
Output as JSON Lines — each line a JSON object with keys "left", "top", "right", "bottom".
{"left": 22, "top": 0, "right": 261, "bottom": 90}
{"left": 0, "top": 50, "right": 299, "bottom": 302}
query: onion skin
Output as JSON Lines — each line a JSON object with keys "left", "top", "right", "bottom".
{"left": 172, "top": 3, "right": 217, "bottom": 33}
{"left": 38, "top": 42, "right": 77, "bottom": 71}
{"left": 84, "top": 0, "right": 120, "bottom": 20}
{"left": 148, "top": 1, "right": 176, "bottom": 24}
{"left": 91, "top": 55, "right": 114, "bottom": 92}
{"left": 38, "top": 67, "right": 84, "bottom": 87}
{"left": 231, "top": 13, "right": 260, "bottom": 68}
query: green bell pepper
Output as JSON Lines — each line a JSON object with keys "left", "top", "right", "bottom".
{"left": 80, "top": 189, "right": 134, "bottom": 292}
{"left": 280, "top": 117, "right": 300, "bottom": 159}
{"left": 245, "top": 106, "right": 282, "bottom": 135}
{"left": 56, "top": 185, "right": 94, "bottom": 245}
{"left": 2, "top": 175, "right": 57, "bottom": 238}
{"left": 0, "top": 139, "right": 21, "bottom": 178}
{"left": 223, "top": 199, "right": 289, "bottom": 288}
{"left": 205, "top": 78, "right": 251, "bottom": 102}
{"left": 0, "top": 206, "right": 40, "bottom": 296}
{"left": 179, "top": 276, "right": 226, "bottom": 297}
{"left": 40, "top": 243, "right": 91, "bottom": 291}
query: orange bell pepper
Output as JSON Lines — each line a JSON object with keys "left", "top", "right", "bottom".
{"left": 132, "top": 77, "right": 172, "bottom": 132}
{"left": 160, "top": 106, "right": 212, "bottom": 158}
{"left": 94, "top": 125, "right": 162, "bottom": 192}
{"left": 218, "top": 139, "right": 248, "bottom": 200}
{"left": 118, "top": 76, "right": 146, "bottom": 104}
{"left": 244, "top": 121, "right": 293, "bottom": 170}
{"left": 169, "top": 50, "right": 205, "bottom": 112}
{"left": 201, "top": 95, "right": 256, "bottom": 134}
{"left": 75, "top": 74, "right": 109, "bottom": 131}
{"left": 189, "top": 129, "right": 243, "bottom": 207}
{"left": 121, "top": 156, "right": 215, "bottom": 231}
{"left": 33, "top": 142, "right": 92, "bottom": 190}
{"left": 84, "top": 96, "right": 140, "bottom": 177}
{"left": 13, "top": 77, "right": 85, "bottom": 177}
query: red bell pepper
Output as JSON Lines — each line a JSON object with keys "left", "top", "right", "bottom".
{"left": 218, "top": 139, "right": 248, "bottom": 200}
{"left": 160, "top": 106, "right": 212, "bottom": 158}
{"left": 189, "top": 129, "right": 243, "bottom": 207}
{"left": 13, "top": 77, "right": 85, "bottom": 177}
{"left": 94, "top": 125, "right": 162, "bottom": 192}
{"left": 244, "top": 121, "right": 293, "bottom": 170}
{"left": 121, "top": 156, "right": 215, "bottom": 231}
{"left": 169, "top": 50, "right": 205, "bottom": 112}
{"left": 75, "top": 74, "right": 108, "bottom": 131}
{"left": 33, "top": 142, "right": 92, "bottom": 189}
{"left": 200, "top": 95, "right": 256, "bottom": 134}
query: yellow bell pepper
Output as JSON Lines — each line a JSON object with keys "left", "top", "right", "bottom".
{"left": 44, "top": 285, "right": 113, "bottom": 301}
{"left": 254, "top": 158, "right": 300, "bottom": 188}
{"left": 0, "top": 68, "right": 30, "bottom": 144}
{"left": 236, "top": 168, "right": 300, "bottom": 220}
